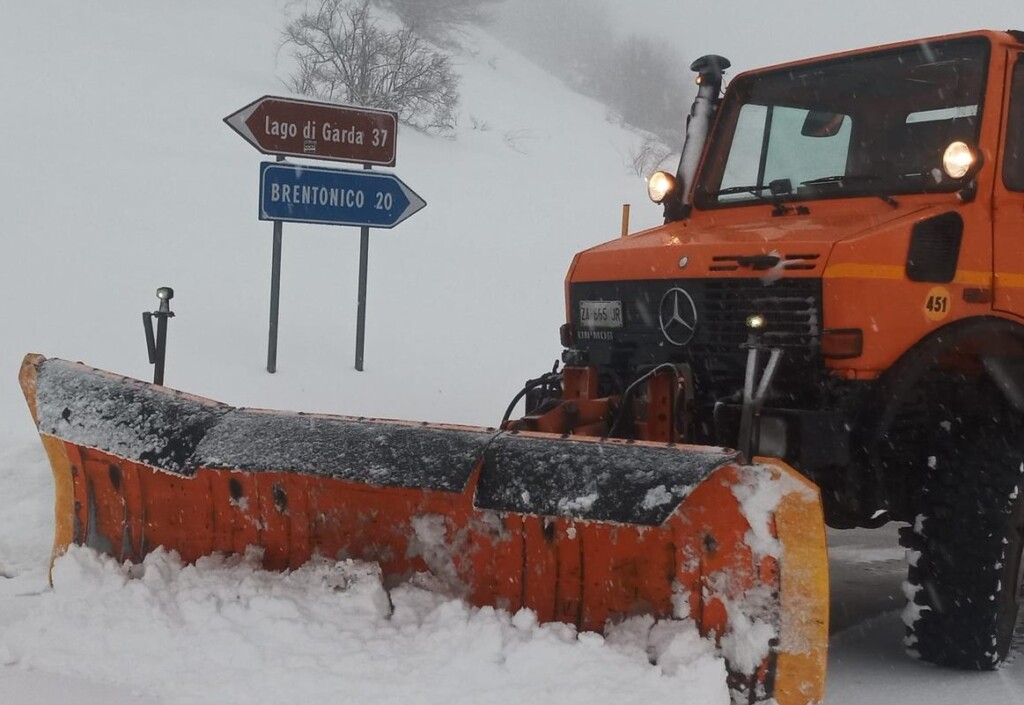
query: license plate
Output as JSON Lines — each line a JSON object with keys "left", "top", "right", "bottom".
{"left": 579, "top": 300, "right": 623, "bottom": 328}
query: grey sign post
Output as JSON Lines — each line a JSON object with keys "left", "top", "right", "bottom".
{"left": 267, "top": 159, "right": 284, "bottom": 373}
{"left": 256, "top": 160, "right": 426, "bottom": 371}
{"left": 227, "top": 96, "right": 420, "bottom": 373}
{"left": 356, "top": 164, "right": 372, "bottom": 372}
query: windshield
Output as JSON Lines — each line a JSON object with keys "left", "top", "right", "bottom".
{"left": 693, "top": 37, "right": 990, "bottom": 208}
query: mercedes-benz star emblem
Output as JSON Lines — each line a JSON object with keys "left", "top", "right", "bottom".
{"left": 659, "top": 287, "right": 698, "bottom": 346}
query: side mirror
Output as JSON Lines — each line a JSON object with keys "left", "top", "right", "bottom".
{"left": 802, "top": 111, "right": 846, "bottom": 137}
{"left": 769, "top": 178, "right": 793, "bottom": 197}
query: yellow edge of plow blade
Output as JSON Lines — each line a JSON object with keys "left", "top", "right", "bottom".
{"left": 765, "top": 459, "right": 830, "bottom": 705}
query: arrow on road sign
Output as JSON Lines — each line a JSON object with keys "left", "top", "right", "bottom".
{"left": 226, "top": 96, "right": 398, "bottom": 166}
{"left": 258, "top": 162, "right": 425, "bottom": 229}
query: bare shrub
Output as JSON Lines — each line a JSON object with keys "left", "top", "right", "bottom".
{"left": 629, "top": 136, "right": 676, "bottom": 178}
{"left": 502, "top": 128, "right": 537, "bottom": 155}
{"left": 284, "top": 0, "right": 459, "bottom": 133}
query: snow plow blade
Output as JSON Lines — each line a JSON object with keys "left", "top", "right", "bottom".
{"left": 20, "top": 354, "right": 828, "bottom": 704}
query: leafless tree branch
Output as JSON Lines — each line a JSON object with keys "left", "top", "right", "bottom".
{"left": 283, "top": 0, "right": 460, "bottom": 133}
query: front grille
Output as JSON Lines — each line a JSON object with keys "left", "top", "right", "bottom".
{"left": 570, "top": 277, "right": 823, "bottom": 402}
{"left": 700, "top": 279, "right": 821, "bottom": 352}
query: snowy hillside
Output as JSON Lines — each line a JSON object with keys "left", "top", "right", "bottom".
{"left": 0, "top": 1, "right": 661, "bottom": 453}
{"left": 1, "top": 2, "right": 1023, "bottom": 704}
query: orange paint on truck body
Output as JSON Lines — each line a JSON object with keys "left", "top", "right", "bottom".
{"left": 567, "top": 30, "right": 1024, "bottom": 377}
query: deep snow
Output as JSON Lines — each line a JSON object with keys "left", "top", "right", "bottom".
{"left": 0, "top": 547, "right": 729, "bottom": 705}
{"left": 2, "top": 1, "right": 1023, "bottom": 704}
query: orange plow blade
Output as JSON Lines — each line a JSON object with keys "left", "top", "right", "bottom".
{"left": 20, "top": 355, "right": 828, "bottom": 704}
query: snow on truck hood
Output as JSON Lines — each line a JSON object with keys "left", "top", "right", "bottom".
{"left": 569, "top": 202, "right": 935, "bottom": 283}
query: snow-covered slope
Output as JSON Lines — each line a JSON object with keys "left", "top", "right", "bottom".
{"left": 0, "top": 0, "right": 661, "bottom": 451}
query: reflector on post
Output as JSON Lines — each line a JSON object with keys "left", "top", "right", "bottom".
{"left": 142, "top": 286, "right": 175, "bottom": 385}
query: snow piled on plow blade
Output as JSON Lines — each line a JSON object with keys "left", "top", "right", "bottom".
{"left": 20, "top": 355, "right": 829, "bottom": 704}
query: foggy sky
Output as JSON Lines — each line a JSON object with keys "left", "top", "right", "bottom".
{"left": 605, "top": 0, "right": 1022, "bottom": 76}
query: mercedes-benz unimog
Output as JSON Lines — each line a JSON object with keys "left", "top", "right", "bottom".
{"left": 534, "top": 29, "right": 1024, "bottom": 672}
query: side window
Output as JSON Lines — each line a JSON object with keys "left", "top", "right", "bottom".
{"left": 721, "top": 104, "right": 769, "bottom": 199}
{"left": 1006, "top": 56, "right": 1024, "bottom": 191}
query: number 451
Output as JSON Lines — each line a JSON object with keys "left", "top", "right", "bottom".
{"left": 926, "top": 295, "right": 949, "bottom": 313}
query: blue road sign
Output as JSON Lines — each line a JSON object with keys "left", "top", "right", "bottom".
{"left": 259, "top": 162, "right": 426, "bottom": 228}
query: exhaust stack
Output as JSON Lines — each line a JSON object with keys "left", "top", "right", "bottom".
{"left": 667, "top": 54, "right": 730, "bottom": 221}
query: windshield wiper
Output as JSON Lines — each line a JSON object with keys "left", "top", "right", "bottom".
{"left": 713, "top": 184, "right": 775, "bottom": 198}
{"left": 801, "top": 175, "right": 882, "bottom": 185}
{"left": 711, "top": 182, "right": 809, "bottom": 216}
{"left": 800, "top": 175, "right": 899, "bottom": 208}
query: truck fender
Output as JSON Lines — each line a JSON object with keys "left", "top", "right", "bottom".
{"left": 862, "top": 316, "right": 1024, "bottom": 502}
{"left": 873, "top": 316, "right": 1024, "bottom": 417}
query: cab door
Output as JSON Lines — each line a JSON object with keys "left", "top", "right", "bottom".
{"left": 993, "top": 51, "right": 1024, "bottom": 314}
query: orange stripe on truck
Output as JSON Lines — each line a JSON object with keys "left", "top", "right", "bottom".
{"left": 824, "top": 263, "right": 991, "bottom": 286}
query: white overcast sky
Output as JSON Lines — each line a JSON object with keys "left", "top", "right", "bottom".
{"left": 607, "top": 1, "right": 1023, "bottom": 75}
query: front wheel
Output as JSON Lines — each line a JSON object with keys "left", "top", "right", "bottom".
{"left": 898, "top": 412, "right": 1024, "bottom": 669}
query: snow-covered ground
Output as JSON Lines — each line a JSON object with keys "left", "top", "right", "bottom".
{"left": 1, "top": 2, "right": 1022, "bottom": 703}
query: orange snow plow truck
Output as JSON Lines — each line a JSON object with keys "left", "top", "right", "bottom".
{"left": 21, "top": 29, "right": 1024, "bottom": 704}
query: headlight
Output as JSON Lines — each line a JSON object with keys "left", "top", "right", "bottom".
{"left": 647, "top": 171, "right": 677, "bottom": 204}
{"left": 942, "top": 141, "right": 976, "bottom": 179}
{"left": 746, "top": 314, "right": 766, "bottom": 330}
{"left": 156, "top": 287, "right": 175, "bottom": 301}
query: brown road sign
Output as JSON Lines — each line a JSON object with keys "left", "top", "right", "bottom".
{"left": 224, "top": 95, "right": 398, "bottom": 166}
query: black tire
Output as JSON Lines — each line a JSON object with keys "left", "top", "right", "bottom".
{"left": 898, "top": 412, "right": 1024, "bottom": 669}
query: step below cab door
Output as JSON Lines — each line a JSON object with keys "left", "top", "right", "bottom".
{"left": 993, "top": 51, "right": 1024, "bottom": 315}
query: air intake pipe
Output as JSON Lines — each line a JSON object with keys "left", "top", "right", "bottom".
{"left": 665, "top": 54, "right": 730, "bottom": 222}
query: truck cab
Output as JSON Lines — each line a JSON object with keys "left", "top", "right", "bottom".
{"left": 536, "top": 30, "right": 1024, "bottom": 670}
{"left": 561, "top": 30, "right": 1024, "bottom": 522}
